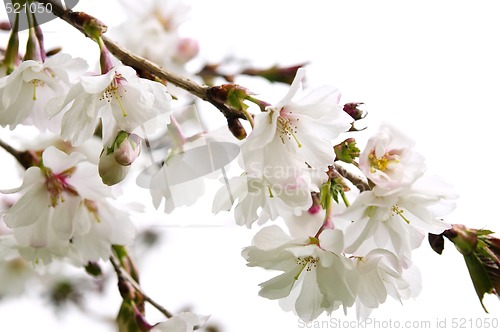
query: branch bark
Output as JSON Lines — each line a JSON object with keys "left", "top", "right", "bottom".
{"left": 110, "top": 255, "right": 173, "bottom": 319}
{"left": 333, "top": 162, "right": 371, "bottom": 192}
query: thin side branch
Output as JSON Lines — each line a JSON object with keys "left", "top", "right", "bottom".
{"left": 110, "top": 255, "right": 173, "bottom": 319}
{"left": 0, "top": 139, "right": 35, "bottom": 169}
{"left": 333, "top": 162, "right": 371, "bottom": 192}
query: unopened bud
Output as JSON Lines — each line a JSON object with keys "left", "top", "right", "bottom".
{"left": 134, "top": 307, "right": 154, "bottom": 332}
{"left": 113, "top": 131, "right": 142, "bottom": 166}
{"left": 334, "top": 138, "right": 360, "bottom": 163}
{"left": 343, "top": 103, "right": 366, "bottom": 121}
{"left": 308, "top": 193, "right": 321, "bottom": 214}
{"left": 70, "top": 12, "right": 108, "bottom": 37}
{"left": 444, "top": 224, "right": 478, "bottom": 255}
{"left": 98, "top": 149, "right": 130, "bottom": 186}
{"left": 0, "top": 21, "right": 11, "bottom": 31}
{"left": 117, "top": 276, "right": 135, "bottom": 301}
{"left": 174, "top": 38, "right": 199, "bottom": 63}
{"left": 242, "top": 64, "right": 307, "bottom": 85}
{"left": 227, "top": 117, "right": 247, "bottom": 140}
{"left": 209, "top": 84, "right": 254, "bottom": 111}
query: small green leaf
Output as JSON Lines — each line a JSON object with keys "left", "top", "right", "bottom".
{"left": 444, "top": 225, "right": 500, "bottom": 312}
{"left": 463, "top": 252, "right": 494, "bottom": 312}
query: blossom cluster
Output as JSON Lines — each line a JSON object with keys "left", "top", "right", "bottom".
{"left": 213, "top": 69, "right": 458, "bottom": 321}
{"left": 0, "top": 0, "right": 207, "bottom": 329}
{"left": 0, "top": 0, "right": 468, "bottom": 330}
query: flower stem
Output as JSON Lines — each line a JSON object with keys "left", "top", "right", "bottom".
{"left": 0, "top": 139, "right": 36, "bottom": 169}
{"left": 110, "top": 254, "right": 173, "bottom": 319}
{"left": 241, "top": 107, "right": 255, "bottom": 128}
{"left": 246, "top": 95, "right": 271, "bottom": 113}
{"left": 333, "top": 162, "right": 371, "bottom": 192}
{"left": 340, "top": 191, "right": 350, "bottom": 207}
{"left": 315, "top": 191, "right": 334, "bottom": 238}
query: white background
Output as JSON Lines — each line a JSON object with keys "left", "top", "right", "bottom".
{"left": 1, "top": 0, "right": 500, "bottom": 331}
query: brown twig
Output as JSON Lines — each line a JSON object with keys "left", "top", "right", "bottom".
{"left": 0, "top": 139, "right": 36, "bottom": 169}
{"left": 333, "top": 162, "right": 371, "bottom": 192}
{"left": 109, "top": 255, "right": 173, "bottom": 319}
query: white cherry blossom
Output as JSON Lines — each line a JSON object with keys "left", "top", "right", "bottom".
{"left": 113, "top": 0, "right": 194, "bottom": 66}
{"left": 340, "top": 175, "right": 457, "bottom": 264}
{"left": 353, "top": 249, "right": 413, "bottom": 319}
{"left": 241, "top": 68, "right": 352, "bottom": 175}
{"left": 1, "top": 147, "right": 135, "bottom": 264}
{"left": 243, "top": 225, "right": 357, "bottom": 322}
{"left": 51, "top": 62, "right": 172, "bottom": 146}
{"left": 359, "top": 124, "right": 425, "bottom": 192}
{"left": 213, "top": 170, "right": 317, "bottom": 228}
{"left": 0, "top": 53, "right": 88, "bottom": 132}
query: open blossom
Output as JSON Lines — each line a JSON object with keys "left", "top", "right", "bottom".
{"left": 354, "top": 249, "right": 421, "bottom": 320}
{"left": 243, "top": 225, "right": 356, "bottom": 322}
{"left": 114, "top": 0, "right": 195, "bottom": 66}
{"left": 213, "top": 169, "right": 319, "bottom": 228}
{"left": 359, "top": 124, "right": 425, "bottom": 192}
{"left": 241, "top": 68, "right": 352, "bottom": 174}
{"left": 340, "top": 175, "right": 457, "bottom": 264}
{"left": 0, "top": 53, "right": 88, "bottom": 132}
{"left": 1, "top": 147, "right": 135, "bottom": 264}
{"left": 50, "top": 62, "right": 172, "bottom": 146}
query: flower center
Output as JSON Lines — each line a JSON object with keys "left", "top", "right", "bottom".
{"left": 31, "top": 79, "right": 45, "bottom": 100}
{"left": 296, "top": 256, "right": 319, "bottom": 272}
{"left": 101, "top": 75, "right": 128, "bottom": 117}
{"left": 277, "top": 108, "right": 302, "bottom": 148}
{"left": 392, "top": 205, "right": 410, "bottom": 224}
{"left": 44, "top": 167, "right": 78, "bottom": 207}
{"left": 368, "top": 150, "right": 400, "bottom": 173}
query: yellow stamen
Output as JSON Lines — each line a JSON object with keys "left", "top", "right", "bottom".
{"left": 392, "top": 205, "right": 410, "bottom": 224}
{"left": 277, "top": 115, "right": 302, "bottom": 148}
{"left": 368, "top": 151, "right": 399, "bottom": 173}
{"left": 113, "top": 89, "right": 128, "bottom": 117}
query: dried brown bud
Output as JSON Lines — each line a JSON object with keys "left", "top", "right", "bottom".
{"left": 343, "top": 102, "right": 366, "bottom": 121}
{"left": 227, "top": 117, "right": 247, "bottom": 140}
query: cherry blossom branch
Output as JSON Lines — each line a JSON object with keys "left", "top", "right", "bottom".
{"left": 333, "top": 162, "right": 371, "bottom": 192}
{"left": 36, "top": 0, "right": 247, "bottom": 121}
{"left": 0, "top": 138, "right": 37, "bottom": 169}
{"left": 109, "top": 255, "right": 173, "bottom": 319}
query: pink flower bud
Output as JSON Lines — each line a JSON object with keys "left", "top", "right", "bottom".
{"left": 174, "top": 38, "right": 199, "bottom": 63}
{"left": 113, "top": 132, "right": 142, "bottom": 166}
